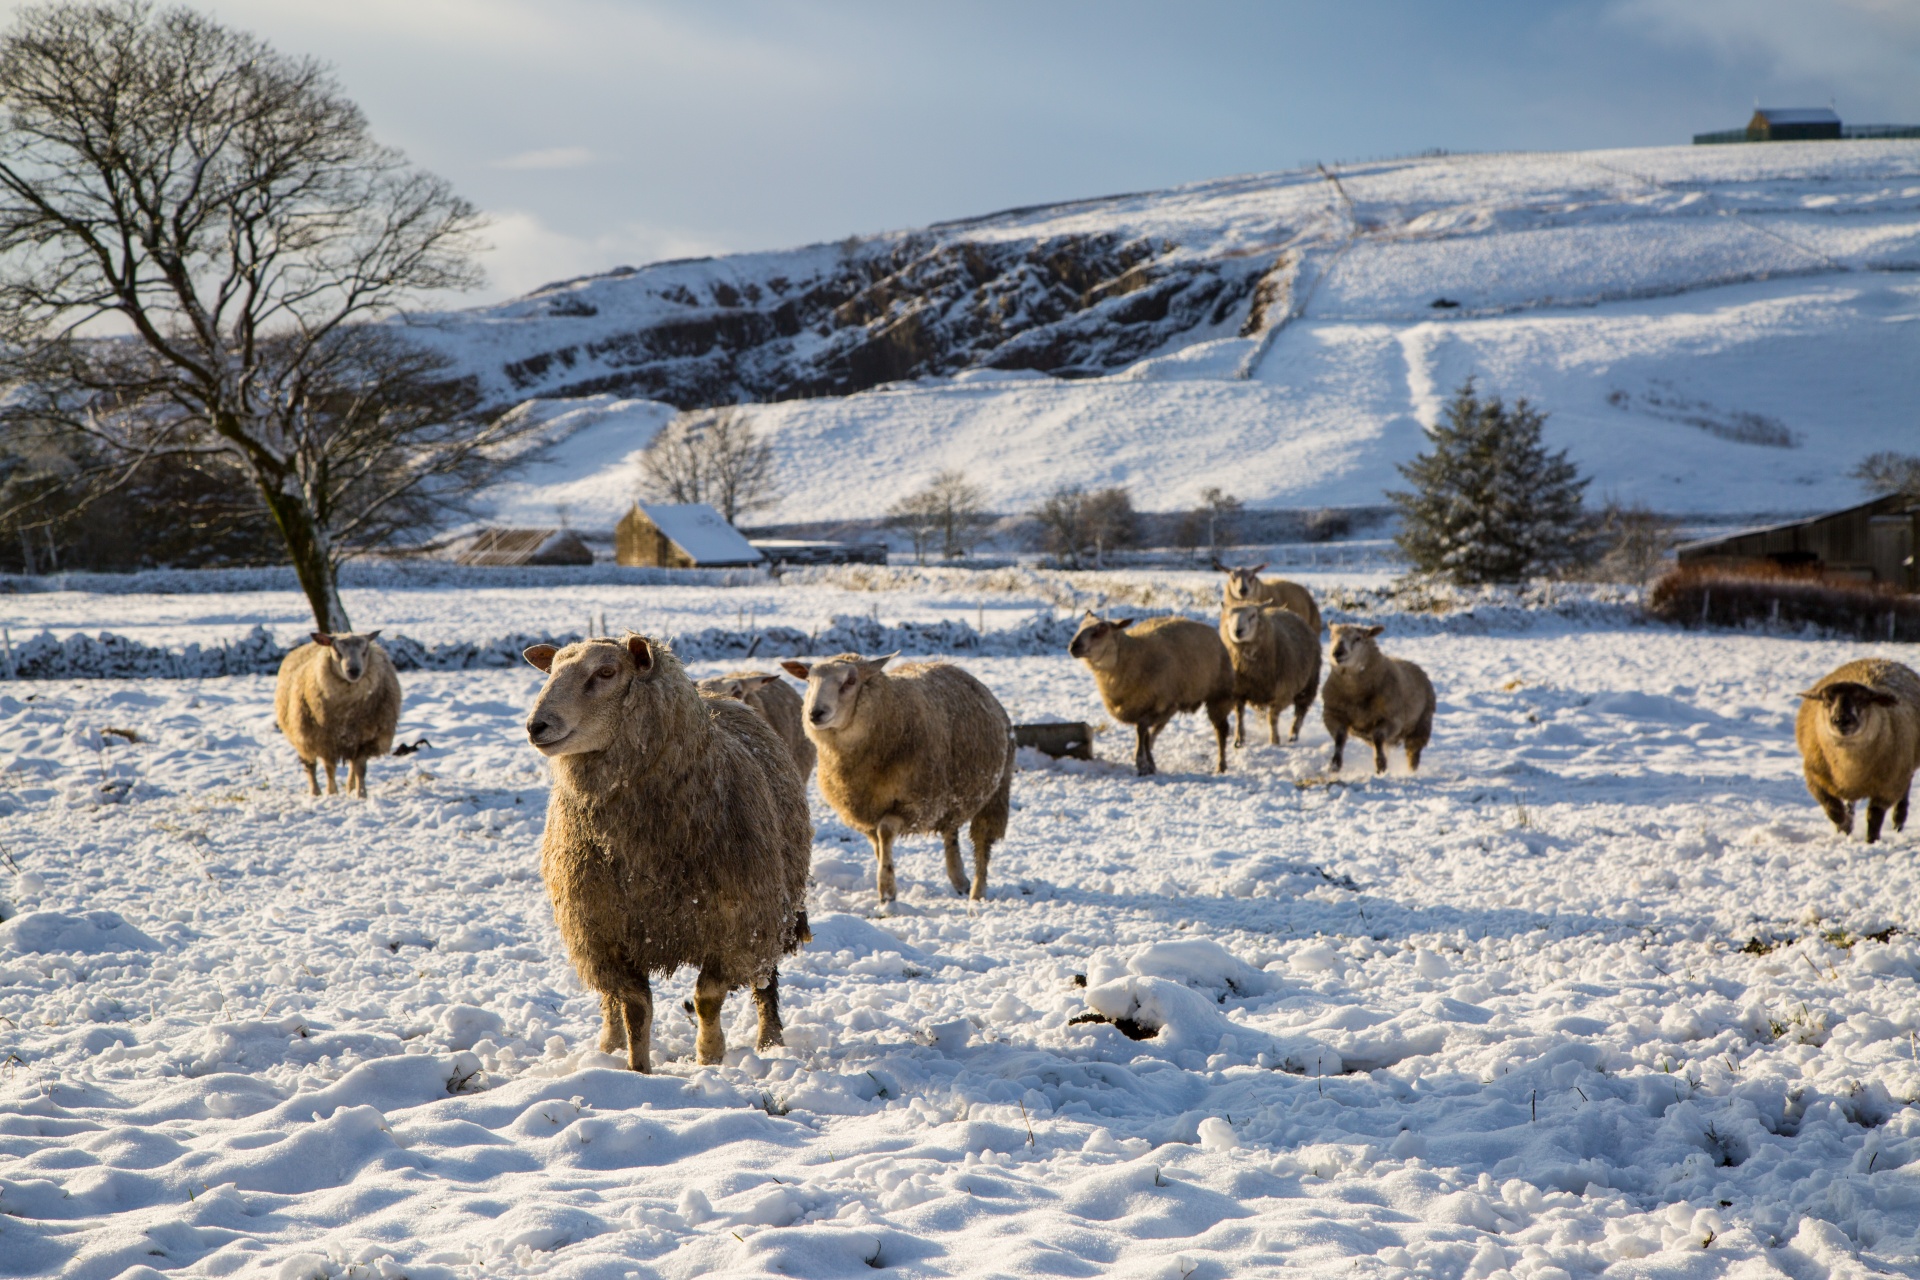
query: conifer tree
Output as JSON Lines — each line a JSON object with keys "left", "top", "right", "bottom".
{"left": 1389, "top": 381, "right": 1589, "bottom": 583}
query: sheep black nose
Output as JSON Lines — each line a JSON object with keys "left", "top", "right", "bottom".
{"left": 528, "top": 718, "right": 551, "bottom": 740}
{"left": 809, "top": 708, "right": 828, "bottom": 724}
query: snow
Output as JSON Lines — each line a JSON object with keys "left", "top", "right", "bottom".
{"left": 638, "top": 503, "right": 764, "bottom": 566}
{"left": 4, "top": 569, "right": 1920, "bottom": 1277}
{"left": 410, "top": 142, "right": 1920, "bottom": 526}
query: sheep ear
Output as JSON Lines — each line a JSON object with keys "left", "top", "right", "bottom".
{"left": 1794, "top": 689, "right": 1820, "bottom": 701}
{"left": 1865, "top": 689, "right": 1900, "bottom": 707}
{"left": 311, "top": 632, "right": 333, "bottom": 647}
{"left": 780, "top": 660, "right": 811, "bottom": 680}
{"left": 1210, "top": 556, "right": 1228, "bottom": 573}
{"left": 524, "top": 644, "right": 557, "bottom": 672}
{"left": 626, "top": 635, "right": 654, "bottom": 671}
{"left": 365, "top": 630, "right": 381, "bottom": 641}
{"left": 1111, "top": 617, "right": 1134, "bottom": 630}
{"left": 1363, "top": 625, "right": 1385, "bottom": 637}
{"left": 740, "top": 674, "right": 781, "bottom": 691}
{"left": 855, "top": 652, "right": 898, "bottom": 678}
{"left": 1249, "top": 563, "right": 1267, "bottom": 575}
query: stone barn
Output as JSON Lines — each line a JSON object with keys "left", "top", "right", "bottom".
{"left": 615, "top": 503, "right": 764, "bottom": 568}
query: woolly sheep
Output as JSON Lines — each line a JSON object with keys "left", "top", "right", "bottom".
{"left": 1221, "top": 563, "right": 1324, "bottom": 636}
{"left": 274, "top": 631, "right": 401, "bottom": 798}
{"left": 780, "top": 653, "right": 1013, "bottom": 904}
{"left": 1796, "top": 658, "right": 1920, "bottom": 844}
{"left": 1321, "top": 623, "right": 1434, "bottom": 774}
{"left": 525, "top": 635, "right": 813, "bottom": 1071}
{"left": 1220, "top": 603, "right": 1321, "bottom": 748}
{"left": 1068, "top": 611, "right": 1234, "bottom": 776}
{"left": 697, "top": 671, "right": 816, "bottom": 782}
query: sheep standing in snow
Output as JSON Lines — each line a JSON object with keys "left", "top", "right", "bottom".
{"left": 780, "top": 653, "right": 1013, "bottom": 904}
{"left": 1220, "top": 563, "right": 1324, "bottom": 636}
{"left": 1069, "top": 612, "right": 1234, "bottom": 776}
{"left": 1796, "top": 658, "right": 1920, "bottom": 844}
{"left": 1321, "top": 624, "right": 1434, "bottom": 774}
{"left": 525, "top": 635, "right": 812, "bottom": 1071}
{"left": 697, "top": 671, "right": 816, "bottom": 782}
{"left": 1220, "top": 603, "right": 1321, "bottom": 747}
{"left": 274, "top": 631, "right": 401, "bottom": 797}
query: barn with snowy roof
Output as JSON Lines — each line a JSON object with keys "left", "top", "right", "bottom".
{"left": 615, "top": 502, "right": 764, "bottom": 568}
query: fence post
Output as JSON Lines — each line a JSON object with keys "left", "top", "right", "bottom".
{"left": 1, "top": 627, "right": 13, "bottom": 681}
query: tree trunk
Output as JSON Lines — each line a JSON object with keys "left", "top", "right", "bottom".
{"left": 255, "top": 469, "right": 351, "bottom": 632}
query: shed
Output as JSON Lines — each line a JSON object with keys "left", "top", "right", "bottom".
{"left": 615, "top": 503, "right": 764, "bottom": 568}
{"left": 454, "top": 528, "right": 595, "bottom": 567}
{"left": 1676, "top": 494, "right": 1918, "bottom": 590}
{"left": 1747, "top": 107, "right": 1842, "bottom": 142}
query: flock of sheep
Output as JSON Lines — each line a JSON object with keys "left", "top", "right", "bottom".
{"left": 270, "top": 566, "right": 1920, "bottom": 1073}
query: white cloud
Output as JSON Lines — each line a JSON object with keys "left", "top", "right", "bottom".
{"left": 470, "top": 210, "right": 732, "bottom": 302}
{"left": 492, "top": 145, "right": 593, "bottom": 171}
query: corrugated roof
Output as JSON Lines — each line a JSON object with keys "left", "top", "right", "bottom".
{"left": 638, "top": 503, "right": 764, "bottom": 565}
{"left": 1755, "top": 107, "right": 1840, "bottom": 125}
{"left": 454, "top": 528, "right": 594, "bottom": 566}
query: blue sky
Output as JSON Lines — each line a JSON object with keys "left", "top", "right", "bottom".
{"left": 48, "top": 0, "right": 1916, "bottom": 302}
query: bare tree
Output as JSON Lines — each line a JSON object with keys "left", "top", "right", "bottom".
{"left": 1030, "top": 483, "right": 1134, "bottom": 568}
{"left": 1083, "top": 486, "right": 1137, "bottom": 568}
{"left": 1195, "top": 486, "right": 1241, "bottom": 557}
{"left": 888, "top": 469, "right": 988, "bottom": 563}
{"left": 0, "top": 1, "right": 494, "bottom": 628}
{"left": 1590, "top": 500, "right": 1678, "bottom": 586}
{"left": 1030, "top": 483, "right": 1090, "bottom": 568}
{"left": 886, "top": 487, "right": 942, "bottom": 564}
{"left": 1854, "top": 451, "right": 1920, "bottom": 501}
{"left": 638, "top": 406, "right": 779, "bottom": 525}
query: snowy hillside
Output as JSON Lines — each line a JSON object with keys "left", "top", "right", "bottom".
{"left": 405, "top": 143, "right": 1920, "bottom": 526}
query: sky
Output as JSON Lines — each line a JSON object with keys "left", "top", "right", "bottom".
{"left": 22, "top": 0, "right": 1913, "bottom": 305}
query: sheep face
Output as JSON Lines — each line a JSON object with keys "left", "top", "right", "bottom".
{"left": 781, "top": 654, "right": 892, "bottom": 731}
{"left": 1223, "top": 605, "right": 1265, "bottom": 646}
{"left": 1328, "top": 623, "right": 1385, "bottom": 671}
{"left": 697, "top": 674, "right": 780, "bottom": 702}
{"left": 524, "top": 636, "right": 655, "bottom": 756}
{"left": 312, "top": 630, "right": 382, "bottom": 683}
{"left": 1223, "top": 564, "right": 1268, "bottom": 601}
{"left": 1799, "top": 681, "right": 1900, "bottom": 739}
{"left": 1068, "top": 612, "right": 1135, "bottom": 669}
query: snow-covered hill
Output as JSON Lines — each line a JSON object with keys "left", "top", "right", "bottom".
{"left": 405, "top": 143, "right": 1920, "bottom": 525}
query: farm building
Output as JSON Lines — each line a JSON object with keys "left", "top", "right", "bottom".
{"left": 615, "top": 503, "right": 764, "bottom": 568}
{"left": 453, "top": 528, "right": 594, "bottom": 567}
{"left": 749, "top": 538, "right": 888, "bottom": 567}
{"left": 1694, "top": 107, "right": 1918, "bottom": 145}
{"left": 1676, "top": 493, "right": 1919, "bottom": 590}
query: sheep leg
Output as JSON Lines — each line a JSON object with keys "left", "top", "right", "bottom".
{"left": 598, "top": 992, "right": 628, "bottom": 1053}
{"left": 1206, "top": 702, "right": 1231, "bottom": 774}
{"left": 621, "top": 977, "right": 654, "bottom": 1073}
{"left": 752, "top": 971, "right": 785, "bottom": 1050}
{"left": 1866, "top": 800, "right": 1889, "bottom": 845}
{"left": 348, "top": 757, "right": 366, "bottom": 798}
{"left": 1372, "top": 736, "right": 1390, "bottom": 775}
{"left": 322, "top": 758, "right": 338, "bottom": 795}
{"left": 693, "top": 969, "right": 729, "bottom": 1065}
{"left": 1232, "top": 700, "right": 1246, "bottom": 749}
{"left": 967, "top": 766, "right": 1011, "bottom": 902}
{"left": 1894, "top": 787, "right": 1910, "bottom": 833}
{"left": 1289, "top": 683, "right": 1314, "bottom": 743}
{"left": 869, "top": 824, "right": 897, "bottom": 903}
{"left": 1133, "top": 722, "right": 1156, "bottom": 777}
{"left": 1808, "top": 782, "right": 1852, "bottom": 835}
{"left": 301, "top": 758, "right": 320, "bottom": 796}
{"left": 1266, "top": 704, "right": 1280, "bottom": 746}
{"left": 1328, "top": 725, "right": 1348, "bottom": 772}
{"left": 942, "top": 829, "right": 969, "bottom": 896}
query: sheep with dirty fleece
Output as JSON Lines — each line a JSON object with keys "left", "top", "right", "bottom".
{"left": 525, "top": 634, "right": 813, "bottom": 1071}
{"left": 781, "top": 652, "right": 1013, "bottom": 904}
{"left": 1220, "top": 602, "right": 1321, "bottom": 748}
{"left": 1220, "top": 562, "right": 1324, "bottom": 636}
{"left": 696, "top": 670, "right": 815, "bottom": 781}
{"left": 1796, "top": 657, "right": 1920, "bottom": 844}
{"left": 1069, "top": 611, "right": 1234, "bottom": 776}
{"left": 272, "top": 630, "right": 401, "bottom": 797}
{"left": 1321, "top": 623, "right": 1435, "bottom": 774}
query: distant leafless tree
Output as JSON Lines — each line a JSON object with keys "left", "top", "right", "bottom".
{"left": 1590, "top": 500, "right": 1679, "bottom": 586}
{"left": 0, "top": 1, "right": 501, "bottom": 628}
{"left": 887, "top": 488, "right": 941, "bottom": 564}
{"left": 1031, "top": 483, "right": 1135, "bottom": 569}
{"left": 638, "top": 406, "right": 779, "bottom": 525}
{"left": 1854, "top": 451, "right": 1920, "bottom": 501}
{"left": 889, "top": 469, "right": 988, "bottom": 563}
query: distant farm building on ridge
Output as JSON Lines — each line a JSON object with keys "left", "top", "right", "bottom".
{"left": 615, "top": 502, "right": 765, "bottom": 568}
{"left": 1695, "top": 107, "right": 1920, "bottom": 145}
{"left": 454, "top": 527, "right": 595, "bottom": 566}
{"left": 1676, "top": 494, "right": 1919, "bottom": 591}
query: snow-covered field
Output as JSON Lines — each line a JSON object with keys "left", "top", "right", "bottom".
{"left": 5, "top": 572, "right": 1920, "bottom": 1278}
{"left": 421, "top": 142, "right": 1920, "bottom": 529}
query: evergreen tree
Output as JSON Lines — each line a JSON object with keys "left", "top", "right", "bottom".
{"left": 1389, "top": 381, "right": 1590, "bottom": 583}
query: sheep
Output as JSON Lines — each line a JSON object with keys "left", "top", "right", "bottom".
{"left": 1219, "top": 603, "right": 1321, "bottom": 748}
{"left": 697, "top": 671, "right": 816, "bottom": 781}
{"left": 1320, "top": 623, "right": 1434, "bottom": 774}
{"left": 524, "top": 634, "right": 813, "bottom": 1072}
{"left": 1220, "top": 562, "right": 1324, "bottom": 636}
{"left": 1795, "top": 658, "right": 1920, "bottom": 844}
{"left": 779, "top": 653, "right": 1013, "bottom": 904}
{"left": 1068, "top": 611, "right": 1234, "bottom": 776}
{"left": 274, "top": 631, "right": 401, "bottom": 798}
